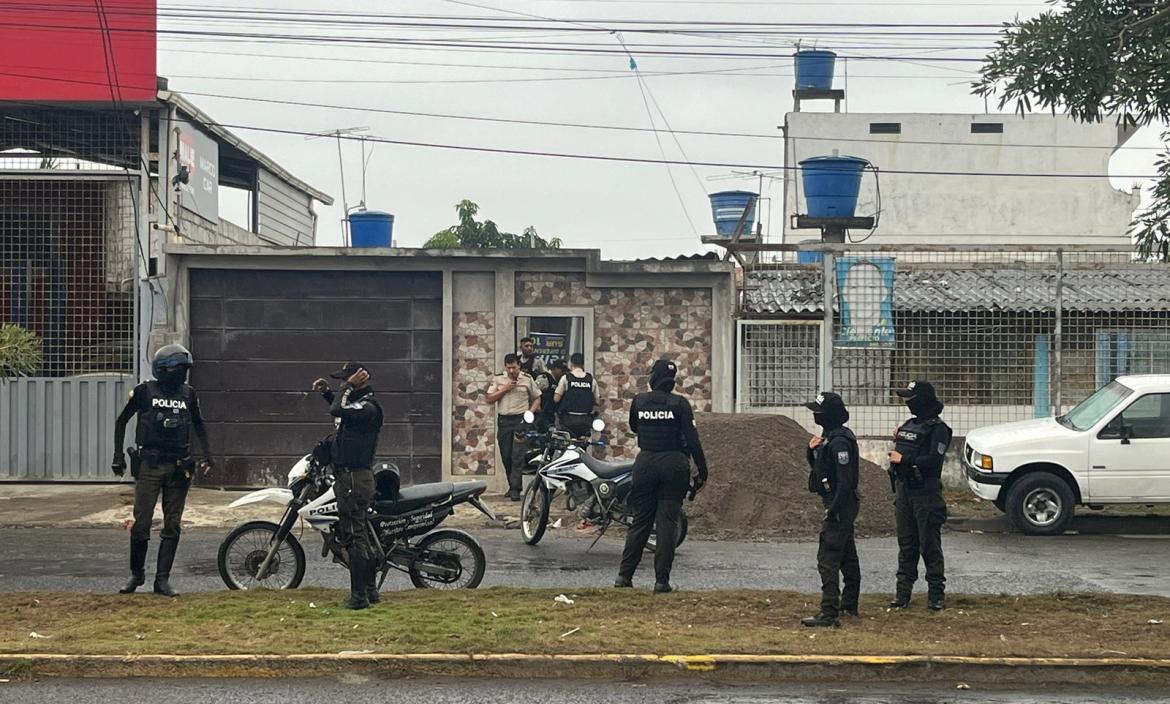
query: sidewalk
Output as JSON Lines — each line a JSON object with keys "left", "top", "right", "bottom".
{"left": 0, "top": 484, "right": 526, "bottom": 531}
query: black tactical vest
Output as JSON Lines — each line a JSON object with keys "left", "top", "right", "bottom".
{"left": 135, "top": 381, "right": 197, "bottom": 456}
{"left": 633, "top": 391, "right": 688, "bottom": 452}
{"left": 333, "top": 392, "right": 384, "bottom": 469}
{"left": 893, "top": 417, "right": 947, "bottom": 479}
{"left": 560, "top": 373, "right": 595, "bottom": 414}
{"left": 809, "top": 426, "right": 858, "bottom": 498}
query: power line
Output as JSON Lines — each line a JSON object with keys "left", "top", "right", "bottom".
{"left": 4, "top": 70, "right": 1162, "bottom": 153}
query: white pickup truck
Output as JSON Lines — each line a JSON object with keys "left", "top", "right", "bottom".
{"left": 965, "top": 375, "right": 1170, "bottom": 535}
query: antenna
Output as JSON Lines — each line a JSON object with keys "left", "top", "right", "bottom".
{"left": 307, "top": 126, "right": 369, "bottom": 246}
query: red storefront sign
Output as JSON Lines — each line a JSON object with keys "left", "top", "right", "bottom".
{"left": 0, "top": 0, "right": 157, "bottom": 102}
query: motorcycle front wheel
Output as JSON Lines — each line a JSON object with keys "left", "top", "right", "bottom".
{"left": 645, "top": 509, "right": 689, "bottom": 553}
{"left": 520, "top": 481, "right": 550, "bottom": 545}
{"left": 217, "top": 520, "right": 306, "bottom": 590}
{"left": 408, "top": 529, "right": 486, "bottom": 590}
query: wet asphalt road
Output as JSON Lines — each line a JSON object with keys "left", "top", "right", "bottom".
{"left": 2, "top": 526, "right": 1169, "bottom": 595}
{"left": 3, "top": 678, "right": 1167, "bottom": 704}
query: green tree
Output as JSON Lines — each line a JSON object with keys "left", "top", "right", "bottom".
{"left": 0, "top": 324, "right": 43, "bottom": 379}
{"left": 973, "top": 0, "right": 1170, "bottom": 259}
{"left": 423, "top": 200, "right": 562, "bottom": 249}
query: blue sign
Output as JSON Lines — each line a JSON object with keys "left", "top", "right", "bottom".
{"left": 835, "top": 257, "right": 895, "bottom": 348}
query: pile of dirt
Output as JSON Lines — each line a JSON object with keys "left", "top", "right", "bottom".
{"left": 688, "top": 413, "right": 895, "bottom": 540}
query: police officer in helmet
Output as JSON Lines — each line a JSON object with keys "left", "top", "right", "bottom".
{"left": 615, "top": 359, "right": 708, "bottom": 593}
{"left": 888, "top": 379, "right": 953, "bottom": 611}
{"left": 802, "top": 391, "right": 861, "bottom": 628}
{"left": 112, "top": 343, "right": 214, "bottom": 597}
{"left": 313, "top": 363, "right": 385, "bottom": 610}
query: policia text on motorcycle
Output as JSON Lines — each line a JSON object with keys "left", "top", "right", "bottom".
{"left": 553, "top": 352, "right": 600, "bottom": 439}
{"left": 112, "top": 344, "right": 214, "bottom": 597}
{"left": 615, "top": 359, "right": 708, "bottom": 593}
{"left": 312, "top": 363, "right": 385, "bottom": 610}
{"left": 889, "top": 379, "right": 953, "bottom": 612}
{"left": 486, "top": 354, "right": 542, "bottom": 502}
{"left": 802, "top": 392, "right": 861, "bottom": 628}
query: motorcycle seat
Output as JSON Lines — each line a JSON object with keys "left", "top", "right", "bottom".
{"left": 373, "top": 481, "right": 453, "bottom": 515}
{"left": 578, "top": 453, "right": 635, "bottom": 479}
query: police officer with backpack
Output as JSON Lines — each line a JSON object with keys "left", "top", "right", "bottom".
{"left": 614, "top": 359, "right": 708, "bottom": 593}
{"left": 802, "top": 391, "right": 861, "bottom": 628}
{"left": 554, "top": 353, "right": 599, "bottom": 439}
{"left": 888, "top": 379, "right": 953, "bottom": 611}
{"left": 112, "top": 344, "right": 214, "bottom": 597}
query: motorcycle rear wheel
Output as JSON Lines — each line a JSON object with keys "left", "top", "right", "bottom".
{"left": 645, "top": 509, "right": 689, "bottom": 553}
{"left": 218, "top": 520, "right": 306, "bottom": 590}
{"left": 409, "top": 529, "right": 486, "bottom": 589}
{"left": 520, "top": 481, "right": 550, "bottom": 545}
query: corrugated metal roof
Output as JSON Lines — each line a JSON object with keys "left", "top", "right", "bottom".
{"left": 744, "top": 266, "right": 1170, "bottom": 314}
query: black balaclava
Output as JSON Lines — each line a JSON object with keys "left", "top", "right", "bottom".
{"left": 649, "top": 358, "right": 678, "bottom": 393}
{"left": 899, "top": 380, "right": 944, "bottom": 419}
{"left": 805, "top": 391, "right": 849, "bottom": 431}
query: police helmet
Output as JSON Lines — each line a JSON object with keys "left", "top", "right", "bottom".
{"left": 151, "top": 343, "right": 193, "bottom": 381}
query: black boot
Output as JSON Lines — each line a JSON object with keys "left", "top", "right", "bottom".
{"left": 888, "top": 594, "right": 911, "bottom": 609}
{"left": 802, "top": 612, "right": 840, "bottom": 628}
{"left": 153, "top": 537, "right": 180, "bottom": 597}
{"left": 119, "top": 539, "right": 148, "bottom": 594}
{"left": 841, "top": 607, "right": 860, "bottom": 618}
{"left": 928, "top": 594, "right": 946, "bottom": 611}
{"left": 653, "top": 582, "right": 674, "bottom": 594}
{"left": 613, "top": 576, "right": 633, "bottom": 588}
{"left": 344, "top": 550, "right": 370, "bottom": 611}
{"left": 366, "top": 561, "right": 382, "bottom": 605}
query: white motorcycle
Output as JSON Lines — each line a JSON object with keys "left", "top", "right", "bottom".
{"left": 217, "top": 441, "right": 496, "bottom": 591}
{"left": 518, "top": 411, "right": 688, "bottom": 552}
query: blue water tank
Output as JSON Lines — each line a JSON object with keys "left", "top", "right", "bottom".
{"left": 796, "top": 240, "right": 822, "bottom": 265}
{"left": 707, "top": 191, "right": 758, "bottom": 235}
{"left": 349, "top": 210, "right": 394, "bottom": 247}
{"left": 799, "top": 156, "right": 867, "bottom": 217}
{"left": 794, "top": 50, "right": 836, "bottom": 91}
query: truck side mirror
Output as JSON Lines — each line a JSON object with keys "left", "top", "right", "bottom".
{"left": 1120, "top": 424, "right": 1133, "bottom": 445}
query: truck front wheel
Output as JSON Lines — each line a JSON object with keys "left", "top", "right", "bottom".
{"left": 1005, "top": 472, "right": 1075, "bottom": 536}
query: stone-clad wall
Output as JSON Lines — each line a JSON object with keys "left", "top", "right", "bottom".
{"left": 515, "top": 272, "right": 713, "bottom": 460}
{"left": 451, "top": 311, "right": 495, "bottom": 476}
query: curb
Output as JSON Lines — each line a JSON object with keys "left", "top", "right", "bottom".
{"left": 5, "top": 653, "right": 1170, "bottom": 686}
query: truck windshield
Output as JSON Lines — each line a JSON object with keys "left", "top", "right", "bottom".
{"left": 1060, "top": 381, "right": 1134, "bottom": 431}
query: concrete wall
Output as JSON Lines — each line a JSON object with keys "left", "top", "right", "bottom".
{"left": 783, "top": 112, "right": 1139, "bottom": 246}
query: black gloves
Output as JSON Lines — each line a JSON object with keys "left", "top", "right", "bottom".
{"left": 112, "top": 452, "right": 127, "bottom": 477}
{"left": 687, "top": 475, "right": 706, "bottom": 502}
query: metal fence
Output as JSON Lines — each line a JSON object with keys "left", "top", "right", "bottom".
{"left": 1, "top": 106, "right": 140, "bottom": 377}
{"left": 737, "top": 245, "right": 1170, "bottom": 437}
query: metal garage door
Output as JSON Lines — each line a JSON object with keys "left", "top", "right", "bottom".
{"left": 188, "top": 269, "right": 443, "bottom": 487}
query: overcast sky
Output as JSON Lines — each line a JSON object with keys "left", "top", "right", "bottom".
{"left": 154, "top": 0, "right": 1165, "bottom": 258}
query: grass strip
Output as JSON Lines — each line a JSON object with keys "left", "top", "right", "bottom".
{"left": 2, "top": 589, "right": 1168, "bottom": 659}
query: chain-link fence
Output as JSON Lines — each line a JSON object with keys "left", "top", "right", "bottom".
{"left": 1, "top": 106, "right": 140, "bottom": 377}
{"left": 737, "top": 245, "right": 1170, "bottom": 437}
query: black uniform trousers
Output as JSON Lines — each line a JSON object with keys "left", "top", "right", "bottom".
{"left": 894, "top": 476, "right": 947, "bottom": 599}
{"left": 558, "top": 412, "right": 593, "bottom": 440}
{"left": 817, "top": 496, "right": 860, "bottom": 617}
{"left": 131, "top": 459, "right": 190, "bottom": 545}
{"left": 497, "top": 413, "right": 524, "bottom": 495}
{"left": 618, "top": 450, "right": 690, "bottom": 584}
{"left": 335, "top": 468, "right": 376, "bottom": 560}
